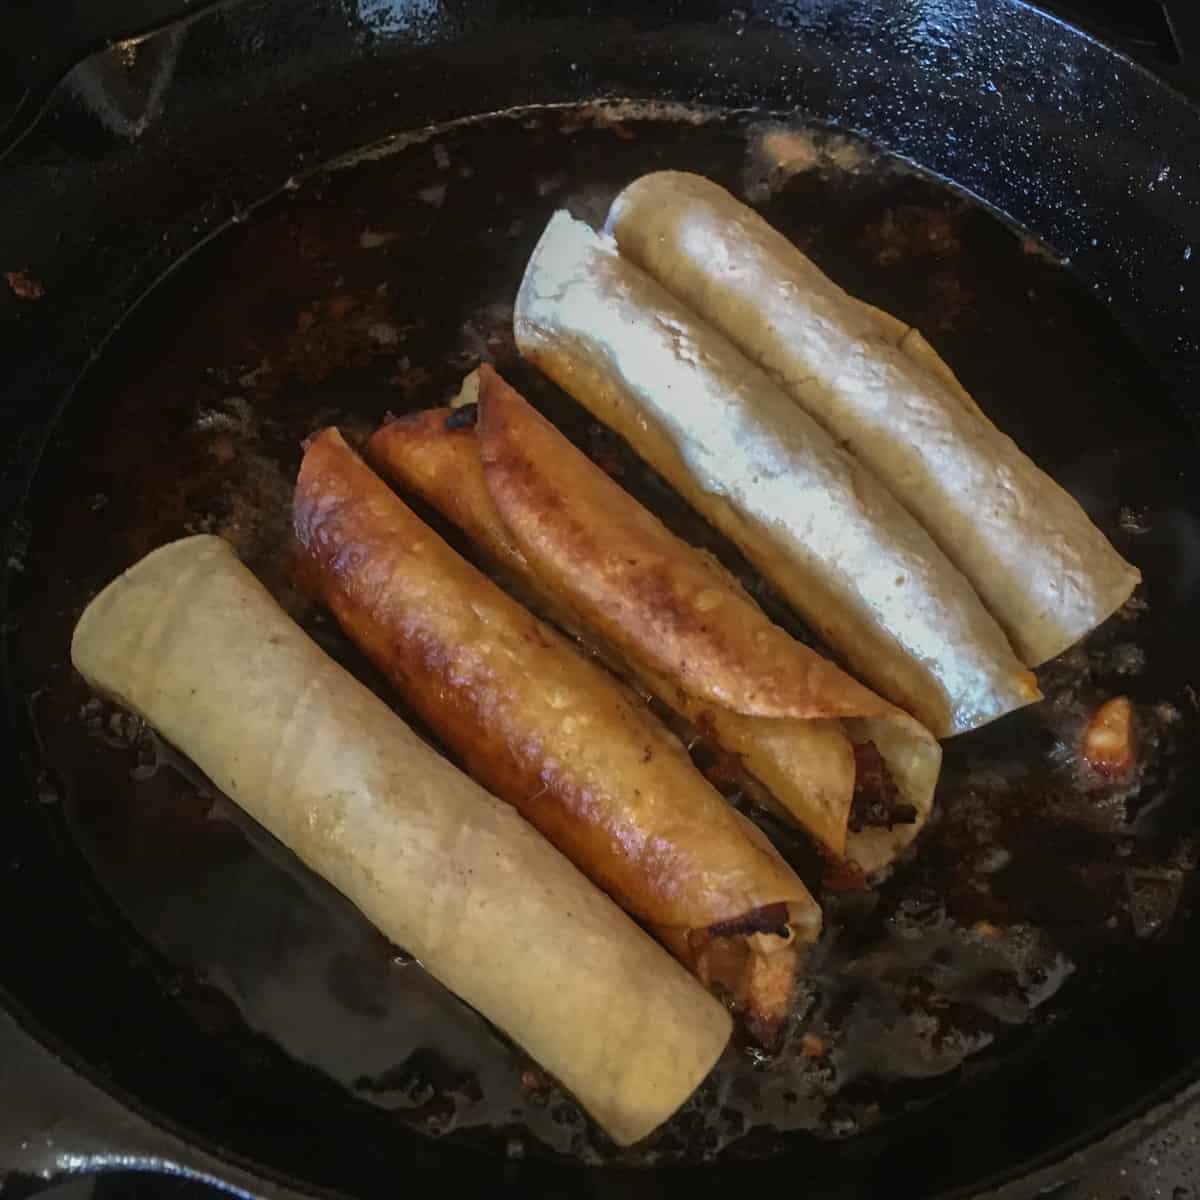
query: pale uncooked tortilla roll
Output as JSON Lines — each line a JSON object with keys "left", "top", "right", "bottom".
{"left": 514, "top": 211, "right": 1039, "bottom": 738}
{"left": 71, "top": 534, "right": 731, "bottom": 1146}
{"left": 606, "top": 172, "right": 1141, "bottom": 666}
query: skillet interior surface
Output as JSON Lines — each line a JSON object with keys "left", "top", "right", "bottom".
{"left": 5, "top": 98, "right": 1200, "bottom": 1196}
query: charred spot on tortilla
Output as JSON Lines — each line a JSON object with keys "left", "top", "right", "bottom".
{"left": 707, "top": 902, "right": 793, "bottom": 940}
{"left": 446, "top": 402, "right": 479, "bottom": 431}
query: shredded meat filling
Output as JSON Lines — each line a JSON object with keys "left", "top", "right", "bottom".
{"left": 848, "top": 741, "right": 917, "bottom": 833}
{"left": 706, "top": 901, "right": 791, "bottom": 940}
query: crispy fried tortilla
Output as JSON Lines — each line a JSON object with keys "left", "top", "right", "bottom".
{"left": 369, "top": 367, "right": 942, "bottom": 874}
{"left": 295, "top": 429, "right": 820, "bottom": 1042}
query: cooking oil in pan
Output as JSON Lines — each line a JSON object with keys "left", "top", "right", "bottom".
{"left": 9, "top": 101, "right": 1200, "bottom": 1165}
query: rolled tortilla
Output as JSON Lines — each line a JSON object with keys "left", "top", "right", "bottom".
{"left": 71, "top": 535, "right": 731, "bottom": 1146}
{"left": 368, "top": 366, "right": 942, "bottom": 875}
{"left": 606, "top": 172, "right": 1141, "bottom": 666}
{"left": 513, "top": 211, "right": 1039, "bottom": 737}
{"left": 369, "top": 396, "right": 852, "bottom": 858}
{"left": 295, "top": 429, "right": 820, "bottom": 1044}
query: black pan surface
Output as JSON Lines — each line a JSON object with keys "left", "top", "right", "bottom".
{"left": 3, "top": 4, "right": 1200, "bottom": 1198}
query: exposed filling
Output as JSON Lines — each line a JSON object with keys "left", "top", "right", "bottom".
{"left": 707, "top": 901, "right": 792, "bottom": 939}
{"left": 848, "top": 741, "right": 917, "bottom": 833}
{"left": 683, "top": 903, "right": 799, "bottom": 1050}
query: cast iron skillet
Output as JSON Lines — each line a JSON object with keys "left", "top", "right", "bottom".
{"left": 2, "top": 2, "right": 1200, "bottom": 1197}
